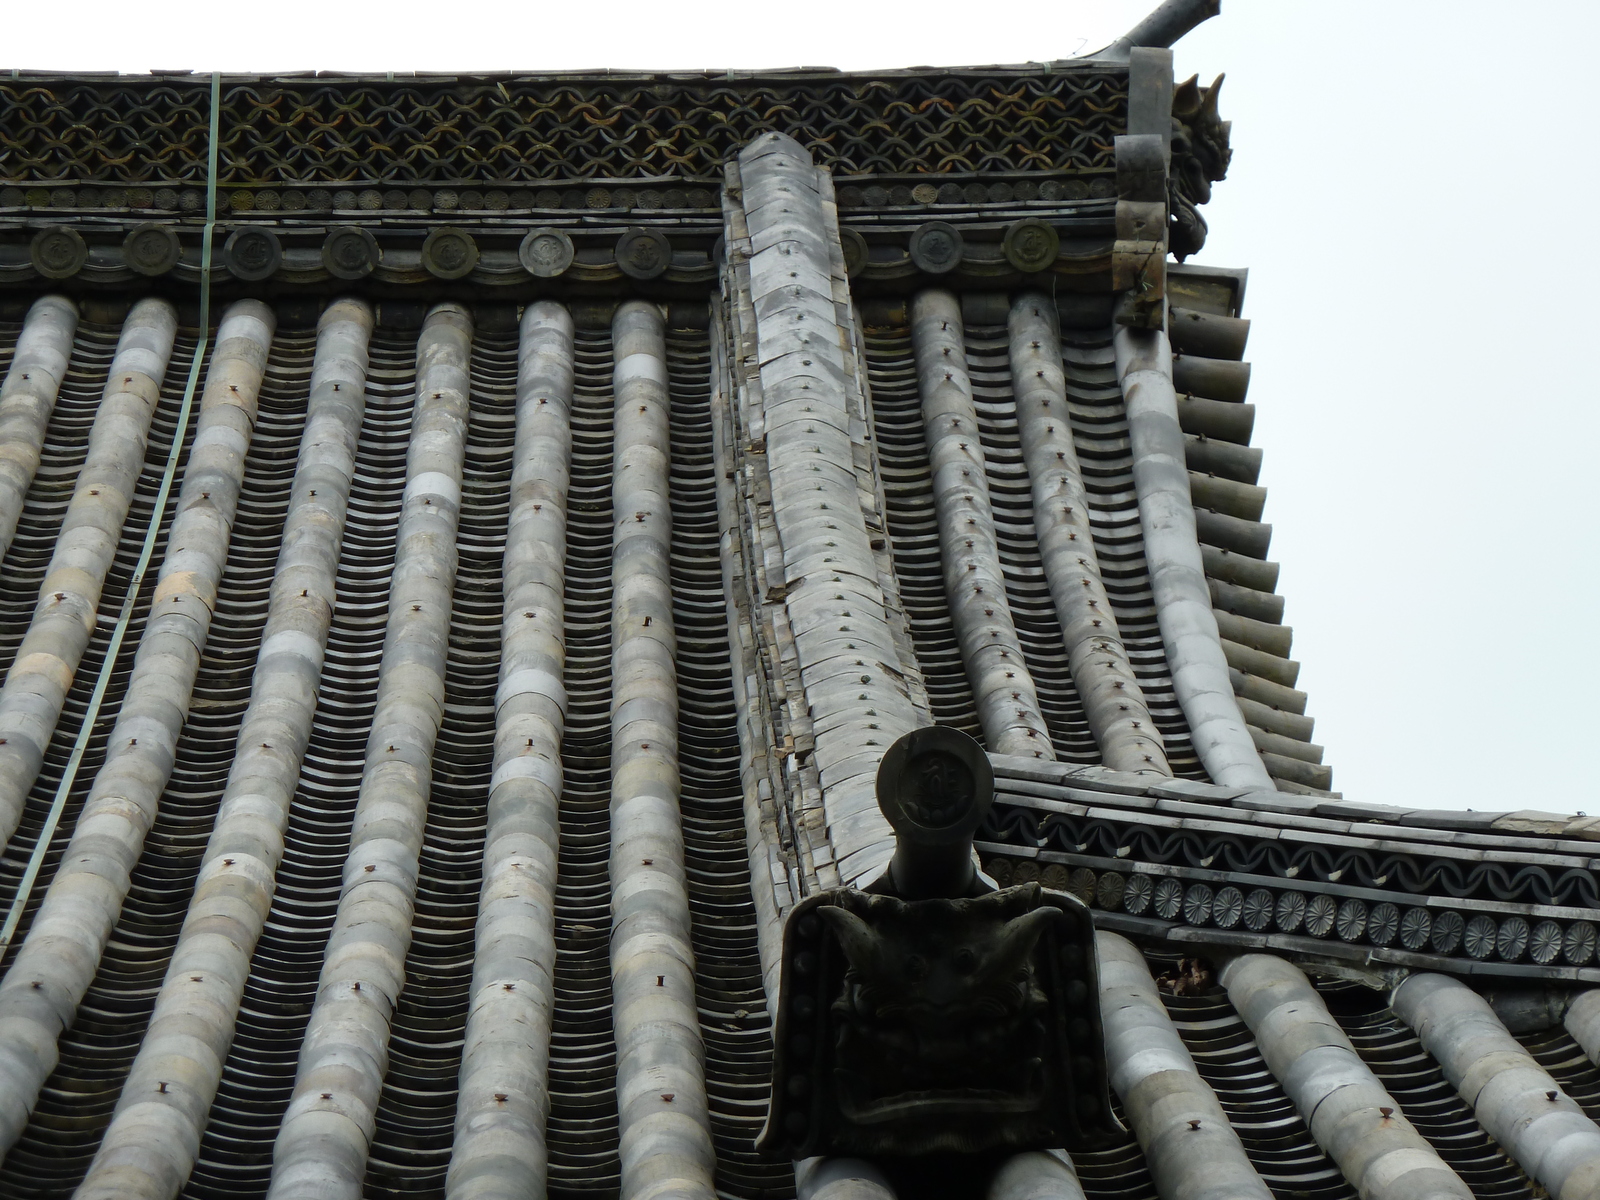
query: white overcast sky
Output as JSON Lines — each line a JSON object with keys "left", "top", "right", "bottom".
{"left": 8, "top": 0, "right": 1597, "bottom": 814}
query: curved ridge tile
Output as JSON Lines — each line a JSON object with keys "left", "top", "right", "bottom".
{"left": 72, "top": 298, "right": 372, "bottom": 1200}
{"left": 1221, "top": 955, "right": 1471, "bottom": 1200}
{"left": 608, "top": 300, "right": 716, "bottom": 1200}
{"left": 0, "top": 296, "right": 78, "bottom": 566}
{"left": 708, "top": 307, "right": 786, "bottom": 1002}
{"left": 1565, "top": 990, "right": 1600, "bottom": 1070}
{"left": 1395, "top": 974, "right": 1600, "bottom": 1200}
{"left": 731, "top": 132, "right": 928, "bottom": 887}
{"left": 911, "top": 288, "right": 1052, "bottom": 760}
{"left": 988, "top": 1150, "right": 1087, "bottom": 1200}
{"left": 794, "top": 1155, "right": 895, "bottom": 1200}
{"left": 0, "top": 297, "right": 178, "bottom": 855}
{"left": 1098, "top": 934, "right": 1271, "bottom": 1200}
{"left": 1114, "top": 327, "right": 1269, "bottom": 790}
{"left": 446, "top": 301, "right": 573, "bottom": 1200}
{"left": 266, "top": 303, "right": 471, "bottom": 1200}
{"left": 0, "top": 300, "right": 275, "bottom": 1158}
{"left": 1010, "top": 295, "right": 1169, "bottom": 776}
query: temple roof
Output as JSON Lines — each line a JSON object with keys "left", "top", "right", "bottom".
{"left": 0, "top": 7, "right": 1596, "bottom": 1199}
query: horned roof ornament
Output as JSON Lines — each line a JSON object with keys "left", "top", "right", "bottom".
{"left": 1171, "top": 73, "right": 1232, "bottom": 259}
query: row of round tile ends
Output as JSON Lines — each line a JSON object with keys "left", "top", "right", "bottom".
{"left": 25, "top": 224, "right": 662, "bottom": 282}
{"left": 985, "top": 857, "right": 1600, "bottom": 968}
{"left": 0, "top": 176, "right": 1106, "bottom": 215}
{"left": 22, "top": 217, "right": 1068, "bottom": 283}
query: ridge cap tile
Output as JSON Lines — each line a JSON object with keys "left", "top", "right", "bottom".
{"left": 1055, "top": 765, "right": 1153, "bottom": 796}
{"left": 1147, "top": 777, "right": 1249, "bottom": 802}
{"left": 1494, "top": 810, "right": 1594, "bottom": 837}
{"left": 1396, "top": 809, "right": 1511, "bottom": 830}
{"left": 1314, "top": 801, "right": 1409, "bottom": 821}
{"left": 1232, "top": 790, "right": 1320, "bottom": 814}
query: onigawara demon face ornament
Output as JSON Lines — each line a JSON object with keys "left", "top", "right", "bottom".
{"left": 758, "top": 726, "right": 1119, "bottom": 1159}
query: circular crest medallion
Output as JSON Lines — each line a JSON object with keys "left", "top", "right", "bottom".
{"left": 519, "top": 227, "right": 574, "bottom": 278}
{"left": 31, "top": 227, "right": 87, "bottom": 280}
{"left": 422, "top": 228, "right": 479, "bottom": 280}
{"left": 123, "top": 223, "right": 181, "bottom": 276}
{"left": 839, "top": 227, "right": 868, "bottom": 279}
{"left": 1002, "top": 218, "right": 1060, "bottom": 273}
{"left": 322, "top": 227, "right": 380, "bottom": 280}
{"left": 224, "top": 227, "right": 283, "bottom": 282}
{"left": 616, "top": 228, "right": 671, "bottom": 280}
{"left": 908, "top": 221, "right": 963, "bottom": 275}
{"left": 874, "top": 725, "right": 993, "bottom": 848}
